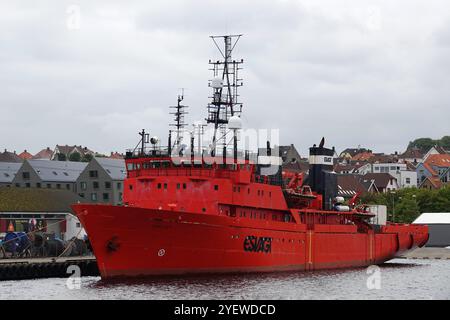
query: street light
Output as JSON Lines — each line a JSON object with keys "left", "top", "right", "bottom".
{"left": 390, "top": 190, "right": 396, "bottom": 223}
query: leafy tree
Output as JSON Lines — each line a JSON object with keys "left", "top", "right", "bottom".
{"left": 359, "top": 186, "right": 450, "bottom": 223}
{"left": 56, "top": 153, "right": 66, "bottom": 161}
{"left": 81, "top": 154, "right": 93, "bottom": 162}
{"left": 440, "top": 136, "right": 450, "bottom": 149}
{"left": 69, "top": 152, "right": 81, "bottom": 162}
{"left": 407, "top": 138, "right": 436, "bottom": 153}
{"left": 407, "top": 136, "right": 450, "bottom": 153}
{"left": 395, "top": 198, "right": 420, "bottom": 223}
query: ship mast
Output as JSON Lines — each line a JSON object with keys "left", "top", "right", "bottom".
{"left": 207, "top": 34, "right": 243, "bottom": 157}
{"left": 169, "top": 89, "right": 189, "bottom": 152}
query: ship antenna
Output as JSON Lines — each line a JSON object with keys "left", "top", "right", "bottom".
{"left": 170, "top": 88, "right": 189, "bottom": 150}
{"left": 207, "top": 34, "right": 243, "bottom": 157}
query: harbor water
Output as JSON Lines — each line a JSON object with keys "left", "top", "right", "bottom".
{"left": 1, "top": 259, "right": 449, "bottom": 300}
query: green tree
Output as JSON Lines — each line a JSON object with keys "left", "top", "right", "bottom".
{"left": 56, "top": 153, "right": 66, "bottom": 161}
{"left": 439, "top": 136, "right": 450, "bottom": 149}
{"left": 395, "top": 198, "right": 420, "bottom": 223}
{"left": 81, "top": 154, "right": 93, "bottom": 162}
{"left": 69, "top": 152, "right": 81, "bottom": 162}
{"left": 360, "top": 186, "right": 450, "bottom": 223}
{"left": 407, "top": 138, "right": 436, "bottom": 153}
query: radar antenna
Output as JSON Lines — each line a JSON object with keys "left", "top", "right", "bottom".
{"left": 207, "top": 34, "right": 243, "bottom": 156}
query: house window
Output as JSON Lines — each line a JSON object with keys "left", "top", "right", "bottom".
{"left": 164, "top": 183, "right": 167, "bottom": 190}
{"left": 214, "top": 185, "right": 219, "bottom": 191}
{"left": 22, "top": 172, "right": 30, "bottom": 179}
{"left": 103, "top": 193, "right": 109, "bottom": 201}
{"left": 79, "top": 193, "right": 85, "bottom": 198}
{"left": 129, "top": 184, "right": 133, "bottom": 190}
{"left": 406, "top": 178, "right": 411, "bottom": 184}
{"left": 80, "top": 182, "right": 87, "bottom": 190}
{"left": 66, "top": 184, "right": 70, "bottom": 190}
{"left": 15, "top": 183, "right": 20, "bottom": 187}
{"left": 36, "top": 183, "right": 41, "bottom": 188}
{"left": 183, "top": 183, "right": 187, "bottom": 189}
{"left": 91, "top": 193, "right": 97, "bottom": 201}
{"left": 47, "top": 184, "right": 51, "bottom": 188}
{"left": 25, "top": 183, "right": 30, "bottom": 188}
{"left": 119, "top": 193, "right": 123, "bottom": 201}
{"left": 157, "top": 183, "right": 161, "bottom": 189}
{"left": 374, "top": 166, "right": 379, "bottom": 171}
{"left": 89, "top": 170, "right": 98, "bottom": 178}
{"left": 105, "top": 181, "right": 111, "bottom": 189}
{"left": 177, "top": 183, "right": 181, "bottom": 189}
{"left": 93, "top": 181, "right": 99, "bottom": 189}
{"left": 56, "top": 184, "right": 61, "bottom": 189}
{"left": 117, "top": 182, "right": 122, "bottom": 190}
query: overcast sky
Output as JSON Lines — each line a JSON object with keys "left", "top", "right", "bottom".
{"left": 1, "top": 0, "right": 449, "bottom": 157}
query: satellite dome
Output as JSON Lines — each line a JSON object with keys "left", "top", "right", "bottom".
{"left": 228, "top": 116, "right": 242, "bottom": 130}
{"left": 211, "top": 77, "right": 223, "bottom": 89}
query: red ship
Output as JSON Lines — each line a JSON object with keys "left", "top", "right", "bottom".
{"left": 72, "top": 35, "right": 428, "bottom": 279}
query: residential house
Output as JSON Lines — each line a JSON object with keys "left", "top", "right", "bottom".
{"left": 0, "top": 149, "right": 22, "bottom": 163}
{"left": 372, "top": 163, "right": 417, "bottom": 188}
{"left": 51, "top": 145, "right": 95, "bottom": 161}
{"left": 423, "top": 145, "right": 450, "bottom": 163}
{"left": 32, "top": 147, "right": 53, "bottom": 160}
{"left": 420, "top": 176, "right": 444, "bottom": 190}
{"left": 339, "top": 148, "right": 368, "bottom": 161}
{"left": 362, "top": 173, "right": 399, "bottom": 193}
{"left": 334, "top": 162, "right": 369, "bottom": 174}
{"left": 337, "top": 174, "right": 374, "bottom": 198}
{"left": 0, "top": 162, "right": 21, "bottom": 187}
{"left": 417, "top": 154, "right": 450, "bottom": 189}
{"left": 109, "top": 151, "right": 124, "bottom": 159}
{"left": 352, "top": 151, "right": 374, "bottom": 162}
{"left": 368, "top": 153, "right": 397, "bottom": 164}
{"left": 12, "top": 160, "right": 87, "bottom": 191}
{"left": 399, "top": 147, "right": 424, "bottom": 164}
{"left": 76, "top": 157, "right": 126, "bottom": 205}
{"left": 18, "top": 150, "right": 33, "bottom": 160}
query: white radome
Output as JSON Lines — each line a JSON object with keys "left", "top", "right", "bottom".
{"left": 335, "top": 196, "right": 345, "bottom": 204}
{"left": 228, "top": 116, "right": 242, "bottom": 130}
{"left": 211, "top": 77, "right": 223, "bottom": 89}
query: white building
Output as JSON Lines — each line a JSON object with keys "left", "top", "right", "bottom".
{"left": 356, "top": 163, "right": 417, "bottom": 188}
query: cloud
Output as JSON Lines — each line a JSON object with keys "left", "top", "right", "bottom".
{"left": 0, "top": 0, "right": 449, "bottom": 157}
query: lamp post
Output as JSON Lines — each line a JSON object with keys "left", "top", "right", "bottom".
{"left": 390, "top": 190, "right": 396, "bottom": 223}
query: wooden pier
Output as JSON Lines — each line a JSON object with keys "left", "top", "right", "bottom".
{"left": 0, "top": 256, "right": 99, "bottom": 281}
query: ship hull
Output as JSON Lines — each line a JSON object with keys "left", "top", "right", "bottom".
{"left": 73, "top": 204, "right": 428, "bottom": 279}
